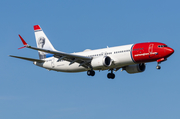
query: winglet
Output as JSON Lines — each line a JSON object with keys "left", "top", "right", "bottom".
{"left": 18, "top": 35, "right": 28, "bottom": 49}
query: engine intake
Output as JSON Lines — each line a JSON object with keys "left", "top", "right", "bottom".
{"left": 91, "top": 56, "right": 112, "bottom": 68}
{"left": 125, "top": 63, "right": 146, "bottom": 74}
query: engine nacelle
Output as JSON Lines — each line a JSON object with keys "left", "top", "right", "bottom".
{"left": 91, "top": 56, "right": 112, "bottom": 68}
{"left": 125, "top": 63, "right": 146, "bottom": 74}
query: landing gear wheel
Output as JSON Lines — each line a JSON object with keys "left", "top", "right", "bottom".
{"left": 111, "top": 73, "right": 115, "bottom": 79}
{"left": 87, "top": 70, "right": 91, "bottom": 76}
{"left": 87, "top": 70, "right": 95, "bottom": 76}
{"left": 156, "top": 65, "right": 161, "bottom": 70}
{"left": 107, "top": 73, "right": 111, "bottom": 78}
{"left": 91, "top": 71, "right": 95, "bottom": 76}
{"left": 107, "top": 73, "right": 115, "bottom": 79}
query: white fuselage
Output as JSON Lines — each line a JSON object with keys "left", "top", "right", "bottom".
{"left": 34, "top": 44, "right": 136, "bottom": 72}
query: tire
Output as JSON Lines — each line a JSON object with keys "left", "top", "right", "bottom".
{"left": 107, "top": 73, "right": 115, "bottom": 79}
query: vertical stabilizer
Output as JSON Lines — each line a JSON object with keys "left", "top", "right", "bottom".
{"left": 34, "top": 25, "right": 56, "bottom": 59}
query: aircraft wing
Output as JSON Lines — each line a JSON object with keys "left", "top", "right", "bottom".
{"left": 9, "top": 55, "right": 45, "bottom": 63}
{"left": 27, "top": 45, "right": 91, "bottom": 60}
{"left": 18, "top": 35, "right": 92, "bottom": 68}
{"left": 27, "top": 45, "right": 92, "bottom": 67}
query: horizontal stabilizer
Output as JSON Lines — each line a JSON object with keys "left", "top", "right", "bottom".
{"left": 9, "top": 55, "right": 45, "bottom": 63}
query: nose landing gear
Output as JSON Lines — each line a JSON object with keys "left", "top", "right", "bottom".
{"left": 156, "top": 58, "right": 166, "bottom": 70}
{"left": 156, "top": 64, "right": 161, "bottom": 69}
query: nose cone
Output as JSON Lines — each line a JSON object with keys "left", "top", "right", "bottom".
{"left": 165, "top": 47, "right": 174, "bottom": 57}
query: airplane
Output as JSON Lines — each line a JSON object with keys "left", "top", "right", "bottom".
{"left": 9, "top": 25, "right": 174, "bottom": 79}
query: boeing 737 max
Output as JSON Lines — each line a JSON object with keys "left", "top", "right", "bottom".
{"left": 10, "top": 25, "right": 174, "bottom": 79}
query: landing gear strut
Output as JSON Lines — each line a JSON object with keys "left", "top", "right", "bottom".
{"left": 87, "top": 70, "right": 95, "bottom": 76}
{"left": 156, "top": 62, "right": 161, "bottom": 70}
{"left": 107, "top": 69, "right": 115, "bottom": 79}
{"left": 156, "top": 58, "right": 166, "bottom": 70}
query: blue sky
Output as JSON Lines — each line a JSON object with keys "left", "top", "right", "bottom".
{"left": 1, "top": 0, "right": 180, "bottom": 119}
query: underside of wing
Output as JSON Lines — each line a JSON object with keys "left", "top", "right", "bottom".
{"left": 27, "top": 46, "right": 92, "bottom": 68}
{"left": 27, "top": 46, "right": 90, "bottom": 60}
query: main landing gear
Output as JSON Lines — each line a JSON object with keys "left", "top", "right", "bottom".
{"left": 87, "top": 69, "right": 115, "bottom": 79}
{"left": 87, "top": 70, "right": 95, "bottom": 76}
{"left": 107, "top": 69, "right": 115, "bottom": 79}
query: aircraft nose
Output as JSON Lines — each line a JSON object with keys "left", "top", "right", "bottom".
{"left": 165, "top": 47, "right": 174, "bottom": 56}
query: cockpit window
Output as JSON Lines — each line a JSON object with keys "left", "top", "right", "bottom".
{"left": 158, "top": 45, "right": 168, "bottom": 48}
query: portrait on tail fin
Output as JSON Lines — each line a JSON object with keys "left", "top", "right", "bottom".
{"left": 38, "top": 37, "right": 46, "bottom": 59}
{"left": 34, "top": 25, "right": 56, "bottom": 59}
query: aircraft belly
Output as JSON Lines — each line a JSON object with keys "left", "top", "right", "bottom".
{"left": 55, "top": 62, "right": 86, "bottom": 72}
{"left": 35, "top": 59, "right": 86, "bottom": 72}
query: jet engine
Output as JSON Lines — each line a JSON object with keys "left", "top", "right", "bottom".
{"left": 91, "top": 56, "right": 112, "bottom": 68}
{"left": 125, "top": 63, "right": 146, "bottom": 74}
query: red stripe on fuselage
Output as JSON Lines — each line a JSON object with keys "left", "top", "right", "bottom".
{"left": 132, "top": 42, "right": 168, "bottom": 63}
